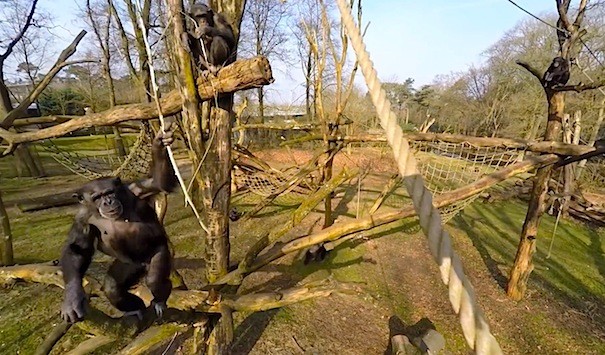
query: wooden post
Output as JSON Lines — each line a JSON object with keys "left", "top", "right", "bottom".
{"left": 507, "top": 90, "right": 564, "bottom": 301}
{"left": 557, "top": 113, "right": 573, "bottom": 217}
{"left": 577, "top": 99, "right": 604, "bottom": 180}
{"left": 201, "top": 102, "right": 232, "bottom": 283}
{"left": 559, "top": 111, "right": 581, "bottom": 217}
{"left": 0, "top": 190, "right": 14, "bottom": 266}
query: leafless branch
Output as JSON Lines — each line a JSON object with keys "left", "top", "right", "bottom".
{"left": 1, "top": 30, "right": 88, "bottom": 129}
{"left": 108, "top": 0, "right": 138, "bottom": 79}
{"left": 0, "top": 56, "right": 273, "bottom": 152}
{"left": 552, "top": 79, "right": 605, "bottom": 92}
{"left": 557, "top": 0, "right": 572, "bottom": 31}
{"left": 0, "top": 0, "right": 39, "bottom": 60}
{"left": 516, "top": 60, "right": 544, "bottom": 84}
{"left": 573, "top": 0, "right": 589, "bottom": 27}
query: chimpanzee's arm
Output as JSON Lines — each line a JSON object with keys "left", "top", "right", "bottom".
{"left": 60, "top": 211, "right": 97, "bottom": 323}
{"left": 129, "top": 125, "right": 177, "bottom": 198}
{"left": 202, "top": 16, "right": 235, "bottom": 49}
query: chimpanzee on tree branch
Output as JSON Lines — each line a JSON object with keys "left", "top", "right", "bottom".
{"left": 543, "top": 56, "right": 570, "bottom": 88}
{"left": 185, "top": 3, "right": 236, "bottom": 74}
{"left": 60, "top": 125, "right": 178, "bottom": 323}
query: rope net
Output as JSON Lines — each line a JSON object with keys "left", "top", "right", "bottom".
{"left": 36, "top": 125, "right": 153, "bottom": 181}
{"left": 233, "top": 164, "right": 315, "bottom": 205}
{"left": 384, "top": 141, "right": 520, "bottom": 222}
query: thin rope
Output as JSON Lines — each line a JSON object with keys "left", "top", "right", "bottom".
{"left": 335, "top": 0, "right": 502, "bottom": 353}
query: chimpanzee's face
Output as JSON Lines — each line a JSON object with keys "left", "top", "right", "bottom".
{"left": 191, "top": 4, "right": 214, "bottom": 27}
{"left": 77, "top": 178, "right": 124, "bottom": 220}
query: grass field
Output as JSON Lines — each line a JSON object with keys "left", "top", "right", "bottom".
{"left": 0, "top": 142, "right": 604, "bottom": 354}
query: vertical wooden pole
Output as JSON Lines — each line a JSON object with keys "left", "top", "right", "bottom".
{"left": 0, "top": 190, "right": 14, "bottom": 266}
{"left": 577, "top": 100, "right": 604, "bottom": 180}
{"left": 507, "top": 90, "right": 564, "bottom": 301}
{"left": 202, "top": 102, "right": 232, "bottom": 283}
{"left": 559, "top": 113, "right": 578, "bottom": 217}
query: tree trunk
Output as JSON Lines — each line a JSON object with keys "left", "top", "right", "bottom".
{"left": 323, "top": 143, "right": 335, "bottom": 228}
{"left": 112, "top": 126, "right": 127, "bottom": 157}
{"left": 507, "top": 90, "right": 564, "bottom": 301}
{"left": 257, "top": 87, "right": 264, "bottom": 124}
{"left": 15, "top": 144, "right": 41, "bottom": 177}
{"left": 559, "top": 111, "right": 581, "bottom": 217}
{"left": 31, "top": 144, "right": 46, "bottom": 177}
{"left": 106, "top": 62, "right": 127, "bottom": 158}
{"left": 0, "top": 190, "right": 14, "bottom": 266}
{"left": 576, "top": 99, "right": 604, "bottom": 180}
{"left": 0, "top": 67, "right": 13, "bottom": 117}
{"left": 201, "top": 101, "right": 232, "bottom": 283}
{"left": 305, "top": 51, "right": 312, "bottom": 119}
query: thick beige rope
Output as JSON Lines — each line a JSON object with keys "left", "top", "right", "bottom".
{"left": 335, "top": 1, "right": 502, "bottom": 353}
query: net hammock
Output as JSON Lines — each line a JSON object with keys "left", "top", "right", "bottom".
{"left": 383, "top": 140, "right": 520, "bottom": 222}
{"left": 36, "top": 125, "right": 154, "bottom": 181}
{"left": 234, "top": 140, "right": 522, "bottom": 222}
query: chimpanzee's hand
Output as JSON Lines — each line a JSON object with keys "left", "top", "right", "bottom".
{"left": 152, "top": 300, "right": 167, "bottom": 318}
{"left": 195, "top": 26, "right": 213, "bottom": 39}
{"left": 61, "top": 287, "right": 87, "bottom": 323}
{"left": 153, "top": 122, "right": 174, "bottom": 148}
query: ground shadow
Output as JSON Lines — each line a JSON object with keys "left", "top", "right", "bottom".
{"left": 588, "top": 229, "right": 605, "bottom": 283}
{"left": 230, "top": 309, "right": 279, "bottom": 354}
{"left": 229, "top": 236, "right": 377, "bottom": 353}
{"left": 452, "top": 210, "right": 508, "bottom": 289}
{"left": 173, "top": 257, "right": 206, "bottom": 270}
{"left": 333, "top": 183, "right": 360, "bottom": 220}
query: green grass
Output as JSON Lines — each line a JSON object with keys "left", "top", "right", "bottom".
{"left": 452, "top": 200, "right": 605, "bottom": 303}
{"left": 2, "top": 162, "right": 605, "bottom": 353}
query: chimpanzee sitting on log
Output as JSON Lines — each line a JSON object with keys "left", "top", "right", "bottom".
{"left": 60, "top": 125, "right": 177, "bottom": 323}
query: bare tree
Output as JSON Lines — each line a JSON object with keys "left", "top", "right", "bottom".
{"left": 85, "top": 0, "right": 126, "bottom": 156}
{"left": 507, "top": 0, "right": 605, "bottom": 301}
{"left": 240, "top": 0, "right": 291, "bottom": 122}
{"left": 0, "top": 0, "right": 88, "bottom": 264}
{"left": 293, "top": 0, "right": 324, "bottom": 119}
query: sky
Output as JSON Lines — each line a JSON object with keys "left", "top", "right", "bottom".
{"left": 34, "top": 0, "right": 556, "bottom": 105}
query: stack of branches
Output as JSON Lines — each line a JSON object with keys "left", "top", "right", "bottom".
{"left": 499, "top": 177, "right": 605, "bottom": 226}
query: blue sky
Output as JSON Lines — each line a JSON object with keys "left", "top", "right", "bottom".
{"left": 42, "top": 0, "right": 556, "bottom": 104}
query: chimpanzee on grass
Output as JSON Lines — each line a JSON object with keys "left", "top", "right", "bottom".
{"left": 60, "top": 124, "right": 177, "bottom": 323}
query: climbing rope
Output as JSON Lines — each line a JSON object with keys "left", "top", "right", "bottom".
{"left": 335, "top": 0, "right": 503, "bottom": 353}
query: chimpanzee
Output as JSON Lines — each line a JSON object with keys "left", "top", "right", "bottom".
{"left": 543, "top": 57, "right": 570, "bottom": 89}
{"left": 186, "top": 3, "right": 236, "bottom": 74}
{"left": 60, "top": 125, "right": 177, "bottom": 323}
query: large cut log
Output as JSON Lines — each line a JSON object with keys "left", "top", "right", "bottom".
{"left": 0, "top": 56, "right": 273, "bottom": 149}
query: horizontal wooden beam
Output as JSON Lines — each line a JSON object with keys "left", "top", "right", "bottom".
{"left": 289, "top": 132, "right": 598, "bottom": 156}
{"left": 0, "top": 56, "right": 273, "bottom": 151}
